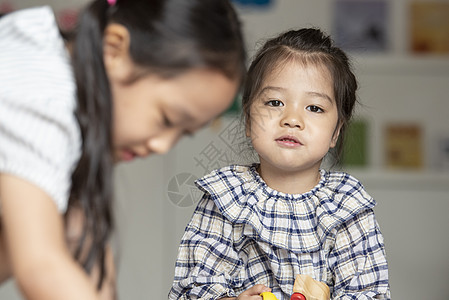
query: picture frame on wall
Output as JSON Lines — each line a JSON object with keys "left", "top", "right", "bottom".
{"left": 333, "top": 0, "right": 389, "bottom": 53}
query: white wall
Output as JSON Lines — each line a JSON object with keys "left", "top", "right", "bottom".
{"left": 1, "top": 0, "right": 449, "bottom": 299}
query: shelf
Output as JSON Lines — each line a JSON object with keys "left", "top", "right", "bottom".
{"left": 352, "top": 55, "right": 449, "bottom": 76}
{"left": 345, "top": 168, "right": 449, "bottom": 191}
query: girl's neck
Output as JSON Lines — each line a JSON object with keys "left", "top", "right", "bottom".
{"left": 257, "top": 162, "right": 321, "bottom": 195}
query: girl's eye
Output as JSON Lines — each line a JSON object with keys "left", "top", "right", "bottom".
{"left": 183, "top": 129, "right": 194, "bottom": 137}
{"left": 307, "top": 105, "right": 324, "bottom": 113}
{"left": 265, "top": 100, "right": 284, "bottom": 107}
{"left": 163, "top": 114, "right": 173, "bottom": 127}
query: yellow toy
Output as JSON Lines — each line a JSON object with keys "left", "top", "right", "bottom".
{"left": 260, "top": 291, "right": 279, "bottom": 300}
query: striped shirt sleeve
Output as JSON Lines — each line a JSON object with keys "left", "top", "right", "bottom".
{"left": 0, "top": 6, "right": 80, "bottom": 212}
{"left": 328, "top": 209, "right": 390, "bottom": 299}
{"left": 169, "top": 194, "right": 243, "bottom": 300}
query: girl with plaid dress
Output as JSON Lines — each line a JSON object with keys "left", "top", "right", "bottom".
{"left": 170, "top": 28, "right": 390, "bottom": 300}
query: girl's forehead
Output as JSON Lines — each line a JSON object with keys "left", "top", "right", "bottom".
{"left": 261, "top": 59, "right": 332, "bottom": 86}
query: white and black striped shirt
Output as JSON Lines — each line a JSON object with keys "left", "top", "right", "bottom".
{"left": 0, "top": 6, "right": 81, "bottom": 212}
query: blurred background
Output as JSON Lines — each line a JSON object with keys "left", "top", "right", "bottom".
{"left": 1, "top": 0, "right": 448, "bottom": 299}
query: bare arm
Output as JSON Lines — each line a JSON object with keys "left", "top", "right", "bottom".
{"left": 0, "top": 229, "right": 117, "bottom": 300}
{"left": 0, "top": 174, "right": 99, "bottom": 300}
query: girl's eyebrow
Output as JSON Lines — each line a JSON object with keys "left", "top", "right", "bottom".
{"left": 256, "top": 86, "right": 286, "bottom": 98}
{"left": 259, "top": 86, "right": 333, "bottom": 104}
{"left": 168, "top": 105, "right": 194, "bottom": 122}
{"left": 259, "top": 86, "right": 286, "bottom": 94}
{"left": 306, "top": 91, "right": 333, "bottom": 103}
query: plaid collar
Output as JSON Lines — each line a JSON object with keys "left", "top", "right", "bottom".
{"left": 195, "top": 164, "right": 376, "bottom": 253}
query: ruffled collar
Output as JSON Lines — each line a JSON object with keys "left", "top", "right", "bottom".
{"left": 195, "top": 164, "right": 376, "bottom": 253}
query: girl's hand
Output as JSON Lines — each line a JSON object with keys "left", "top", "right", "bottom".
{"left": 237, "top": 285, "right": 271, "bottom": 299}
{"left": 220, "top": 284, "right": 271, "bottom": 300}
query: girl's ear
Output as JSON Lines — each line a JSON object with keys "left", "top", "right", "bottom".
{"left": 103, "top": 24, "right": 134, "bottom": 83}
{"left": 330, "top": 122, "right": 342, "bottom": 148}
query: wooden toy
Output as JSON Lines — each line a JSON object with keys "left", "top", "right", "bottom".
{"left": 259, "top": 274, "right": 330, "bottom": 300}
{"left": 291, "top": 274, "right": 330, "bottom": 300}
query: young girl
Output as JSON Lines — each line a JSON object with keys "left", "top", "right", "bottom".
{"left": 0, "top": 0, "right": 245, "bottom": 299}
{"left": 170, "top": 28, "right": 390, "bottom": 300}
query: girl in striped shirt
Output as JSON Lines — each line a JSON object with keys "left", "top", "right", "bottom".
{"left": 0, "top": 1, "right": 245, "bottom": 299}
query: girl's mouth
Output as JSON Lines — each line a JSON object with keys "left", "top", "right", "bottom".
{"left": 121, "top": 150, "right": 137, "bottom": 161}
{"left": 275, "top": 135, "right": 302, "bottom": 147}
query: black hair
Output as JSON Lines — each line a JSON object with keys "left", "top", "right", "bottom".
{"left": 69, "top": 0, "right": 245, "bottom": 288}
{"left": 242, "top": 28, "right": 358, "bottom": 164}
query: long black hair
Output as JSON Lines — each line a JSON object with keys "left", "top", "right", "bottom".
{"left": 242, "top": 28, "right": 358, "bottom": 164}
{"left": 69, "top": 0, "right": 245, "bottom": 288}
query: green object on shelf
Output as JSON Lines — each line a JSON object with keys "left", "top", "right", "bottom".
{"left": 224, "top": 93, "right": 242, "bottom": 115}
{"left": 342, "top": 119, "right": 368, "bottom": 167}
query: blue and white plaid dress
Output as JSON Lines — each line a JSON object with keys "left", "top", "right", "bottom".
{"left": 169, "top": 164, "right": 390, "bottom": 300}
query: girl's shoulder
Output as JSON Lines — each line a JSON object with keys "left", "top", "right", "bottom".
{"left": 194, "top": 164, "right": 263, "bottom": 220}
{"left": 0, "top": 6, "right": 57, "bottom": 45}
{"left": 315, "top": 169, "right": 377, "bottom": 233}
{"left": 0, "top": 6, "right": 74, "bottom": 101}
{"left": 195, "top": 164, "right": 254, "bottom": 195}
{"left": 320, "top": 170, "right": 371, "bottom": 196}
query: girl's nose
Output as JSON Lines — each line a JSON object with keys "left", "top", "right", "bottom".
{"left": 280, "top": 109, "right": 303, "bottom": 129}
{"left": 147, "top": 128, "right": 182, "bottom": 155}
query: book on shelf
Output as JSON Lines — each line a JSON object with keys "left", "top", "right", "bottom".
{"left": 342, "top": 119, "right": 369, "bottom": 167}
{"left": 384, "top": 123, "right": 423, "bottom": 169}
{"left": 410, "top": 2, "right": 449, "bottom": 54}
{"left": 435, "top": 136, "right": 449, "bottom": 172}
